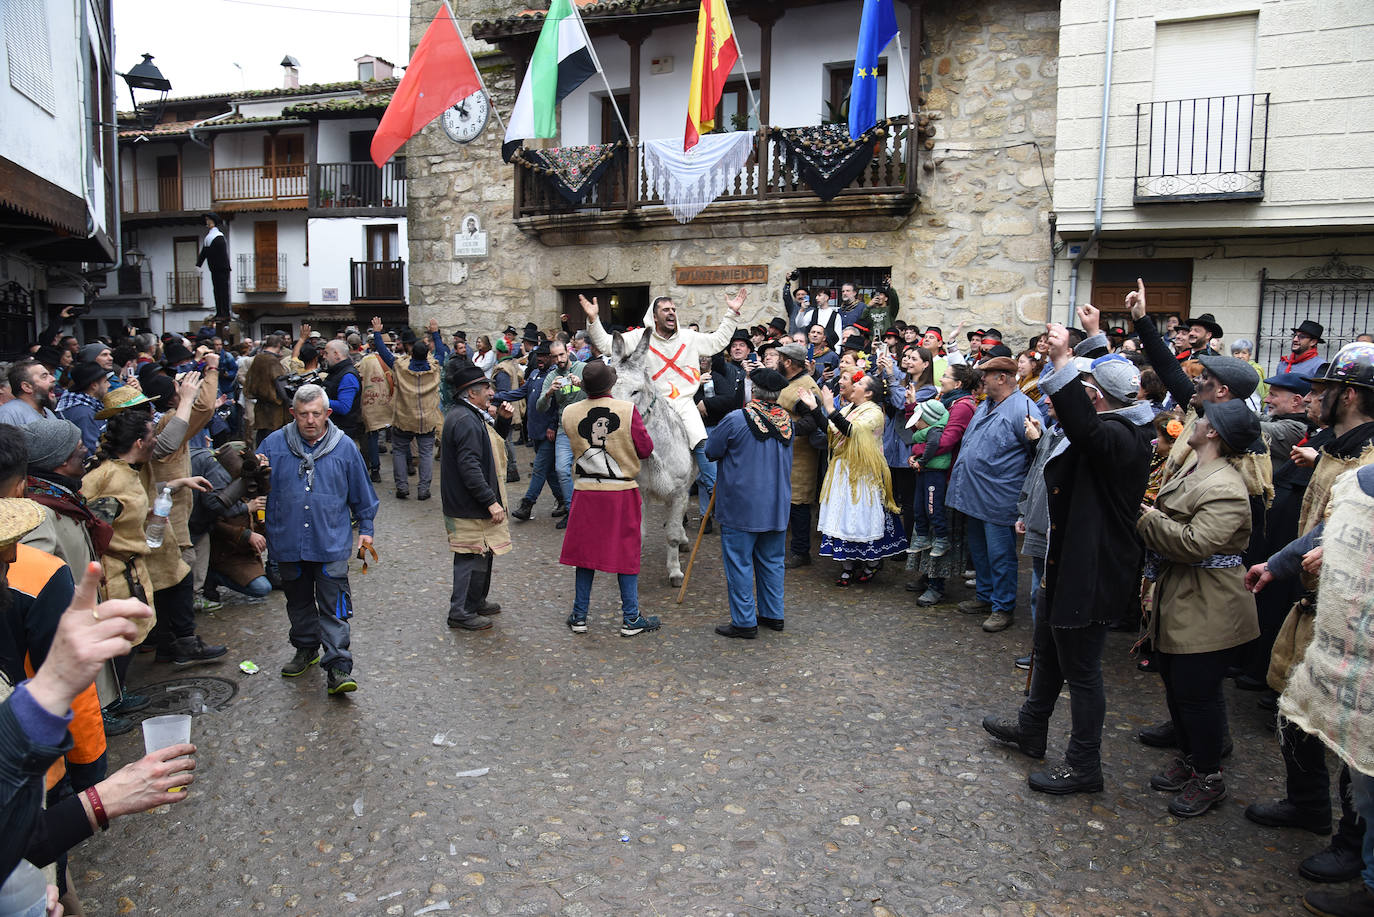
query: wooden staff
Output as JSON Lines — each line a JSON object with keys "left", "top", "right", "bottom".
{"left": 1024, "top": 647, "right": 1035, "bottom": 696}
{"left": 676, "top": 489, "right": 716, "bottom": 604}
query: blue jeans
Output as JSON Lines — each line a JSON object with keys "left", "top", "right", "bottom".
{"left": 555, "top": 429, "right": 575, "bottom": 509}
{"left": 522, "top": 436, "right": 565, "bottom": 506}
{"left": 1351, "top": 770, "right": 1374, "bottom": 890}
{"left": 720, "top": 526, "right": 785, "bottom": 628}
{"left": 695, "top": 437, "right": 716, "bottom": 516}
{"left": 572, "top": 567, "right": 639, "bottom": 622}
{"left": 965, "top": 517, "right": 1018, "bottom": 613}
{"left": 365, "top": 429, "right": 382, "bottom": 473}
{"left": 912, "top": 470, "right": 948, "bottom": 539}
{"left": 207, "top": 571, "right": 272, "bottom": 598}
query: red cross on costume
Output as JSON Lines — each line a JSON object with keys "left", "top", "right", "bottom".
{"left": 648, "top": 342, "right": 699, "bottom": 398}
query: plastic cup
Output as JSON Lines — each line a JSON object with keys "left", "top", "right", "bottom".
{"left": 0, "top": 860, "right": 50, "bottom": 917}
{"left": 142, "top": 714, "right": 192, "bottom": 792}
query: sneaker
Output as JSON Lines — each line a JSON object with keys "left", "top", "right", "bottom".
{"left": 784, "top": 554, "right": 811, "bottom": 569}
{"left": 1169, "top": 772, "right": 1226, "bottom": 817}
{"left": 963, "top": 569, "right": 976, "bottom": 579}
{"left": 982, "top": 610, "right": 1014, "bottom": 633}
{"left": 957, "top": 598, "right": 992, "bottom": 616}
{"left": 1014, "top": 654, "right": 1032, "bottom": 670}
{"left": 620, "top": 614, "right": 661, "bottom": 637}
{"left": 757, "top": 617, "right": 784, "bottom": 631}
{"left": 982, "top": 715, "right": 1047, "bottom": 759}
{"left": 447, "top": 613, "right": 494, "bottom": 631}
{"left": 551, "top": 502, "right": 570, "bottom": 518}
{"left": 964, "top": 577, "right": 977, "bottom": 588}
{"left": 370, "top": 468, "right": 382, "bottom": 483}
{"left": 1028, "top": 762, "right": 1103, "bottom": 795}
{"left": 511, "top": 499, "right": 534, "bottom": 522}
{"left": 102, "top": 711, "right": 136, "bottom": 737}
{"left": 1244, "top": 799, "right": 1333, "bottom": 835}
{"left": 930, "top": 537, "right": 950, "bottom": 558}
{"left": 326, "top": 667, "right": 357, "bottom": 695}
{"left": 1300, "top": 842, "right": 1366, "bottom": 884}
{"left": 1150, "top": 756, "right": 1194, "bottom": 792}
{"left": 170, "top": 635, "right": 227, "bottom": 667}
{"left": 105, "top": 693, "right": 150, "bottom": 715}
{"left": 566, "top": 614, "right": 588, "bottom": 634}
{"left": 715, "top": 623, "right": 757, "bottom": 639}
{"left": 910, "top": 534, "right": 932, "bottom": 552}
{"left": 1302, "top": 886, "right": 1374, "bottom": 917}
{"left": 193, "top": 594, "right": 223, "bottom": 613}
{"left": 915, "top": 588, "right": 943, "bottom": 607}
{"left": 281, "top": 647, "right": 321, "bottom": 677}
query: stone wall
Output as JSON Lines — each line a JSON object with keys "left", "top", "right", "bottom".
{"left": 406, "top": 0, "right": 1059, "bottom": 347}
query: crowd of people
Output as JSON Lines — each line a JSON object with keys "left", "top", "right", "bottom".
{"left": 3, "top": 272, "right": 1374, "bottom": 916}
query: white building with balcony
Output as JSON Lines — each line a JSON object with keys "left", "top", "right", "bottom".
{"left": 113, "top": 55, "right": 410, "bottom": 339}
{"left": 1051, "top": 0, "right": 1374, "bottom": 368}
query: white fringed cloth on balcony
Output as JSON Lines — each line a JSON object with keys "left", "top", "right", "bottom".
{"left": 641, "top": 132, "right": 755, "bottom": 223}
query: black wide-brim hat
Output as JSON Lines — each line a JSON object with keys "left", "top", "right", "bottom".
{"left": 1189, "top": 313, "right": 1224, "bottom": 338}
{"left": 1291, "top": 320, "right": 1325, "bottom": 343}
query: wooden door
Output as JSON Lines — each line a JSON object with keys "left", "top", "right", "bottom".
{"left": 173, "top": 237, "right": 199, "bottom": 304}
{"left": 350, "top": 130, "right": 379, "bottom": 204}
{"left": 254, "top": 221, "right": 278, "bottom": 292}
{"left": 1091, "top": 282, "right": 1191, "bottom": 330}
{"left": 157, "top": 155, "right": 179, "bottom": 210}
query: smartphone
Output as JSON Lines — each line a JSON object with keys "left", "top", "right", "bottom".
{"left": 806, "top": 342, "right": 815, "bottom": 362}
{"left": 875, "top": 342, "right": 888, "bottom": 362}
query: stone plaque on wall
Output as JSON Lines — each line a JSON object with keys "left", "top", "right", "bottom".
{"left": 673, "top": 265, "right": 768, "bottom": 285}
{"left": 454, "top": 213, "right": 488, "bottom": 260}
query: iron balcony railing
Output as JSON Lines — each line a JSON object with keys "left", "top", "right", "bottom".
{"left": 236, "top": 254, "right": 288, "bottom": 293}
{"left": 514, "top": 116, "right": 914, "bottom": 219}
{"left": 318, "top": 161, "right": 407, "bottom": 209}
{"left": 166, "top": 271, "right": 202, "bottom": 306}
{"left": 122, "top": 175, "right": 212, "bottom": 214}
{"left": 350, "top": 259, "right": 405, "bottom": 302}
{"left": 1134, "top": 93, "right": 1269, "bottom": 203}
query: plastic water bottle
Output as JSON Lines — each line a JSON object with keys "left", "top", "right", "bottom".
{"left": 0, "top": 860, "right": 50, "bottom": 917}
{"left": 145, "top": 485, "right": 173, "bottom": 549}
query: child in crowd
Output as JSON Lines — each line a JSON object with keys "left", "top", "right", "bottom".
{"left": 907, "top": 399, "right": 951, "bottom": 556}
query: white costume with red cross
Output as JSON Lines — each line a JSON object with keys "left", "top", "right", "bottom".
{"left": 585, "top": 306, "right": 738, "bottom": 447}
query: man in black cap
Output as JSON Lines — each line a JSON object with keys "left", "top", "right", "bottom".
{"left": 705, "top": 366, "right": 793, "bottom": 638}
{"left": 440, "top": 363, "right": 515, "bottom": 631}
{"left": 1280, "top": 320, "right": 1324, "bottom": 377}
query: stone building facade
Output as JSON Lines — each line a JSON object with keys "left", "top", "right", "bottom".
{"left": 405, "top": 0, "right": 1059, "bottom": 347}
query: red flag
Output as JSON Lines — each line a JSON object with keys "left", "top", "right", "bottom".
{"left": 370, "top": 5, "right": 481, "bottom": 168}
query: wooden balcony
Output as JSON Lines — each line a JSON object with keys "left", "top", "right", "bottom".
{"left": 213, "top": 165, "right": 308, "bottom": 211}
{"left": 513, "top": 117, "right": 918, "bottom": 244}
{"left": 122, "top": 175, "right": 212, "bottom": 218}
{"left": 350, "top": 259, "right": 405, "bottom": 302}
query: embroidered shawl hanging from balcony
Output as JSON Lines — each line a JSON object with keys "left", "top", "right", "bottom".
{"left": 641, "top": 131, "right": 755, "bottom": 223}
{"left": 511, "top": 141, "right": 625, "bottom": 206}
{"left": 771, "top": 117, "right": 901, "bottom": 202}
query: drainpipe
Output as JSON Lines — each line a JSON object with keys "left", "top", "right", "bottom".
{"left": 1066, "top": 0, "right": 1118, "bottom": 325}
{"left": 1045, "top": 211, "right": 1057, "bottom": 323}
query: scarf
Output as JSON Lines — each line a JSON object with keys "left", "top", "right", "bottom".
{"left": 743, "top": 400, "right": 793, "bottom": 444}
{"left": 1280, "top": 347, "right": 1319, "bottom": 372}
{"left": 641, "top": 132, "right": 756, "bottom": 223}
{"left": 56, "top": 389, "right": 101, "bottom": 415}
{"left": 25, "top": 472, "right": 114, "bottom": 556}
{"left": 284, "top": 420, "right": 345, "bottom": 490}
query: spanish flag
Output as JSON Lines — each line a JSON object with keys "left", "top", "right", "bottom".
{"left": 683, "top": 0, "right": 739, "bottom": 151}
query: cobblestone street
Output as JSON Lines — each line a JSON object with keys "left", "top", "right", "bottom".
{"left": 78, "top": 483, "right": 1324, "bottom": 916}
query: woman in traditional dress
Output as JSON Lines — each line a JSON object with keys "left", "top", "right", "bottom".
{"left": 797, "top": 368, "right": 907, "bottom": 586}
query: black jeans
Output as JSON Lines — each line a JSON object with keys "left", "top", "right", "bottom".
{"left": 1282, "top": 721, "right": 1367, "bottom": 849}
{"left": 149, "top": 570, "right": 196, "bottom": 647}
{"left": 788, "top": 502, "right": 811, "bottom": 558}
{"left": 1019, "top": 615, "right": 1108, "bottom": 772}
{"left": 890, "top": 466, "right": 914, "bottom": 537}
{"left": 1156, "top": 648, "right": 1232, "bottom": 774}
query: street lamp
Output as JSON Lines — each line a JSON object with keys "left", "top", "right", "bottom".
{"left": 122, "top": 53, "right": 171, "bottom": 129}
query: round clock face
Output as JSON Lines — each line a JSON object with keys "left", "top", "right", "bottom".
{"left": 442, "top": 91, "right": 490, "bottom": 143}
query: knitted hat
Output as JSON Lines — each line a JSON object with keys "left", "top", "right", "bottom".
{"left": 495, "top": 338, "right": 509, "bottom": 355}
{"left": 582, "top": 361, "right": 617, "bottom": 396}
{"left": 80, "top": 342, "right": 111, "bottom": 363}
{"left": 919, "top": 399, "right": 949, "bottom": 426}
{"left": 0, "top": 498, "right": 45, "bottom": 547}
{"left": 23, "top": 418, "right": 83, "bottom": 470}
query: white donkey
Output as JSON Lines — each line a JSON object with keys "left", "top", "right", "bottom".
{"left": 609, "top": 330, "right": 695, "bottom": 586}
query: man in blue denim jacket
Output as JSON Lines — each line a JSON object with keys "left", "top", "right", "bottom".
{"left": 259, "top": 383, "right": 378, "bottom": 696}
{"left": 946, "top": 354, "right": 1035, "bottom": 633}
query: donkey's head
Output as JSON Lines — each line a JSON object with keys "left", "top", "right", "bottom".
{"left": 609, "top": 330, "right": 657, "bottom": 416}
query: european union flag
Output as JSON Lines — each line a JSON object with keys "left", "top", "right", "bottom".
{"left": 848, "top": 0, "right": 899, "bottom": 139}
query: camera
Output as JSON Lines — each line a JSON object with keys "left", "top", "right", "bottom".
{"left": 280, "top": 370, "right": 323, "bottom": 401}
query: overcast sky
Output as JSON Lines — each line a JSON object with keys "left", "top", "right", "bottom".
{"left": 113, "top": 0, "right": 418, "bottom": 100}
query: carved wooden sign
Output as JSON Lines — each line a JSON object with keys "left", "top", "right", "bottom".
{"left": 673, "top": 265, "right": 768, "bottom": 285}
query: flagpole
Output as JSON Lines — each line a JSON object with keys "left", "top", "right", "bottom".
{"left": 570, "top": 0, "right": 633, "bottom": 144}
{"left": 445, "top": 0, "right": 508, "bottom": 134}
{"left": 892, "top": 30, "right": 912, "bottom": 118}
{"left": 717, "top": 0, "right": 760, "bottom": 126}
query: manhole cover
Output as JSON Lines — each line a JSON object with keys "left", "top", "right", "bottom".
{"left": 127, "top": 675, "right": 239, "bottom": 721}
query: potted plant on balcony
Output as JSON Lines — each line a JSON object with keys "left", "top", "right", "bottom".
{"left": 382, "top": 195, "right": 393, "bottom": 207}
{"left": 320, "top": 189, "right": 335, "bottom": 208}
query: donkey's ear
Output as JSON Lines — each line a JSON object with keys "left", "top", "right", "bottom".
{"left": 612, "top": 332, "right": 625, "bottom": 361}
{"left": 631, "top": 328, "right": 652, "bottom": 360}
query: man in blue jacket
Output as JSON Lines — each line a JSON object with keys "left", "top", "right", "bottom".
{"left": 506, "top": 342, "right": 566, "bottom": 521}
{"left": 259, "top": 383, "right": 378, "bottom": 696}
{"left": 705, "top": 366, "right": 793, "bottom": 638}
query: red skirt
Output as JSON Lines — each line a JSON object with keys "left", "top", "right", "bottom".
{"left": 558, "top": 487, "right": 643, "bottom": 574}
